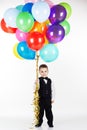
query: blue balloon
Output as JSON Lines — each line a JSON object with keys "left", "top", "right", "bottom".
{"left": 22, "top": 3, "right": 33, "bottom": 14}
{"left": 40, "top": 44, "right": 59, "bottom": 62}
{"left": 17, "top": 41, "right": 36, "bottom": 60}
{"left": 32, "top": 1, "right": 50, "bottom": 22}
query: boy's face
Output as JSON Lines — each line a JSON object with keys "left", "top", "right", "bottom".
{"left": 39, "top": 67, "right": 48, "bottom": 77}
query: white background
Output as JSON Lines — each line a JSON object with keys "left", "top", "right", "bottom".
{"left": 0, "top": 0, "right": 87, "bottom": 129}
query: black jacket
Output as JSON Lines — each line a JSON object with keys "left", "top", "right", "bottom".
{"left": 38, "top": 77, "right": 52, "bottom": 99}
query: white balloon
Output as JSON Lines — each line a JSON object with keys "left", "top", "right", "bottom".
{"left": 24, "top": 0, "right": 54, "bottom": 7}
{"left": 24, "top": 0, "right": 37, "bottom": 3}
{"left": 32, "top": 1, "right": 50, "bottom": 23}
{"left": 3, "top": 8, "right": 20, "bottom": 28}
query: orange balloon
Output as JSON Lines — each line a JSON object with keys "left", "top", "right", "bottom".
{"left": 31, "top": 21, "right": 48, "bottom": 34}
{"left": 44, "top": 36, "right": 49, "bottom": 44}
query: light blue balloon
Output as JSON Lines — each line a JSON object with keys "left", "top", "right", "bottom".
{"left": 4, "top": 8, "right": 20, "bottom": 28}
{"left": 40, "top": 44, "right": 59, "bottom": 62}
{"left": 16, "top": 5, "right": 24, "bottom": 12}
{"left": 17, "top": 41, "right": 36, "bottom": 60}
{"left": 32, "top": 1, "right": 50, "bottom": 23}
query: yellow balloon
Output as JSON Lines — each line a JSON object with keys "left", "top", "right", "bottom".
{"left": 45, "top": 19, "right": 51, "bottom": 26}
{"left": 13, "top": 43, "right": 23, "bottom": 59}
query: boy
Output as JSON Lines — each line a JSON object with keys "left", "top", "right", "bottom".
{"left": 35, "top": 64, "right": 55, "bottom": 127}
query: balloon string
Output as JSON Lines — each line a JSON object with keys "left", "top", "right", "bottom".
{"left": 36, "top": 51, "right": 39, "bottom": 80}
{"left": 30, "top": 51, "right": 40, "bottom": 130}
{"left": 34, "top": 51, "right": 40, "bottom": 124}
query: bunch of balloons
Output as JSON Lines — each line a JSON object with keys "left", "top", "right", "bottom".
{"left": 0, "top": 0, "right": 72, "bottom": 62}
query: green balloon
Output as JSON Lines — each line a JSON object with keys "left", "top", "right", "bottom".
{"left": 16, "top": 12, "right": 34, "bottom": 32}
{"left": 59, "top": 2, "right": 72, "bottom": 19}
{"left": 60, "top": 20, "right": 70, "bottom": 35}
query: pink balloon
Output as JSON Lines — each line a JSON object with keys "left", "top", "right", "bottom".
{"left": 16, "top": 29, "right": 28, "bottom": 41}
{"left": 24, "top": 0, "right": 37, "bottom": 3}
{"left": 24, "top": 0, "right": 54, "bottom": 7}
{"left": 45, "top": 0, "right": 54, "bottom": 7}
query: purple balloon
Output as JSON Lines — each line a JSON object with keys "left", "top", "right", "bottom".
{"left": 46, "top": 24, "right": 65, "bottom": 43}
{"left": 49, "top": 5, "right": 67, "bottom": 24}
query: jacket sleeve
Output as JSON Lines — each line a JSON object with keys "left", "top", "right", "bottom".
{"left": 51, "top": 80, "right": 55, "bottom": 101}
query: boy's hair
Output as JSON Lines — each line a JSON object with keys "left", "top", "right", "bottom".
{"left": 39, "top": 64, "right": 48, "bottom": 70}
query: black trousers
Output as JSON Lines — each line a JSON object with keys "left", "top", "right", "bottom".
{"left": 38, "top": 97, "right": 53, "bottom": 125}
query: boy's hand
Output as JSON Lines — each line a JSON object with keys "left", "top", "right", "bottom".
{"left": 51, "top": 100, "right": 54, "bottom": 103}
{"left": 35, "top": 79, "right": 39, "bottom": 84}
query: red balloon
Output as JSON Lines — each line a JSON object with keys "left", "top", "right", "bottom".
{"left": 0, "top": 18, "right": 17, "bottom": 33}
{"left": 26, "top": 32, "right": 45, "bottom": 51}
